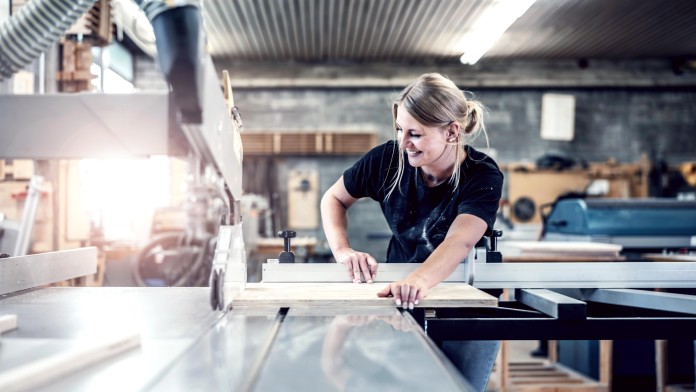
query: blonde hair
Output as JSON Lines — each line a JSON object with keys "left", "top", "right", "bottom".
{"left": 385, "top": 73, "right": 489, "bottom": 200}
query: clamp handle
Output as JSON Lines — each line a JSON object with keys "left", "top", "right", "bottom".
{"left": 277, "top": 230, "right": 296, "bottom": 263}
{"left": 486, "top": 230, "right": 503, "bottom": 264}
{"left": 489, "top": 230, "right": 502, "bottom": 252}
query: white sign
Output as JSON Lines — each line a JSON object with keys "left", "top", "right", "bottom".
{"left": 541, "top": 93, "right": 576, "bottom": 141}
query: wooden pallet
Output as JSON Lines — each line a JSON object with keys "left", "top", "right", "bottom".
{"left": 506, "top": 361, "right": 608, "bottom": 392}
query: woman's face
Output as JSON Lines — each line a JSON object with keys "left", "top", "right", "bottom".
{"left": 396, "top": 104, "right": 453, "bottom": 170}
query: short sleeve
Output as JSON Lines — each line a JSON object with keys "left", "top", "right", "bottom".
{"left": 343, "top": 141, "right": 397, "bottom": 201}
{"left": 457, "top": 170, "right": 503, "bottom": 230}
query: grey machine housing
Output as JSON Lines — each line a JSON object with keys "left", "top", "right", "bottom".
{"left": 542, "top": 198, "right": 696, "bottom": 251}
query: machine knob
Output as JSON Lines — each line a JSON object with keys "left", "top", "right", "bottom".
{"left": 277, "top": 230, "right": 296, "bottom": 263}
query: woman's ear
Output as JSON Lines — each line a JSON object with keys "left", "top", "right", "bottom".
{"left": 447, "top": 122, "right": 460, "bottom": 141}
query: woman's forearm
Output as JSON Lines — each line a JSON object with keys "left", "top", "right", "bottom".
{"left": 409, "top": 214, "right": 487, "bottom": 289}
{"left": 320, "top": 193, "right": 351, "bottom": 254}
{"left": 409, "top": 236, "right": 474, "bottom": 288}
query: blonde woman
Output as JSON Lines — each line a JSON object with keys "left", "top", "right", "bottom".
{"left": 321, "top": 73, "right": 503, "bottom": 391}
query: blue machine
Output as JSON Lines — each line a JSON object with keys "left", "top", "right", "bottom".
{"left": 543, "top": 198, "right": 696, "bottom": 250}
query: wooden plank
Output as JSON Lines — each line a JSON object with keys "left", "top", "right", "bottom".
{"left": 232, "top": 283, "right": 498, "bottom": 308}
{"left": 644, "top": 254, "right": 696, "bottom": 262}
{"left": 504, "top": 255, "right": 625, "bottom": 263}
{"left": 656, "top": 340, "right": 667, "bottom": 392}
{"left": 599, "top": 340, "right": 612, "bottom": 386}
{"left": 504, "top": 241, "right": 622, "bottom": 257}
{"left": 549, "top": 340, "right": 558, "bottom": 363}
{"left": 511, "top": 386, "right": 605, "bottom": 392}
{"left": 510, "top": 371, "right": 570, "bottom": 378}
{"left": 0, "top": 314, "right": 18, "bottom": 334}
{"left": 512, "top": 377, "right": 584, "bottom": 384}
{"left": 500, "top": 340, "right": 509, "bottom": 392}
{"left": 0, "top": 334, "right": 140, "bottom": 392}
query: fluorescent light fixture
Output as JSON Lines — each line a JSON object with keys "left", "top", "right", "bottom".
{"left": 459, "top": 0, "right": 537, "bottom": 65}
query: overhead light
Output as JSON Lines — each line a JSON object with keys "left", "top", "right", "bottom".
{"left": 459, "top": 0, "right": 537, "bottom": 65}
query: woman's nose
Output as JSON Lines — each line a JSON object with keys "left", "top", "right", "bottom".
{"left": 398, "top": 134, "right": 408, "bottom": 149}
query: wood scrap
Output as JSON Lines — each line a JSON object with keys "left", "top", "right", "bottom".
{"left": 0, "top": 333, "right": 140, "bottom": 392}
{"left": 0, "top": 314, "right": 18, "bottom": 334}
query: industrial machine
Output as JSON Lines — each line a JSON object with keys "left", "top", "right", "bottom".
{"left": 542, "top": 198, "right": 696, "bottom": 254}
{"left": 2, "top": 1, "right": 696, "bottom": 391}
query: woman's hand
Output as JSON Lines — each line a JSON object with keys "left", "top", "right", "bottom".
{"left": 334, "top": 248, "right": 378, "bottom": 283}
{"left": 377, "top": 274, "right": 429, "bottom": 309}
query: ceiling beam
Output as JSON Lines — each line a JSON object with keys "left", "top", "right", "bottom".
{"left": 213, "top": 59, "right": 696, "bottom": 89}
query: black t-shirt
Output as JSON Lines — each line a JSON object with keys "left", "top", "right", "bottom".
{"left": 343, "top": 140, "right": 503, "bottom": 263}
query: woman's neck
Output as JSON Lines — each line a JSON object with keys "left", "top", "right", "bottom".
{"left": 420, "top": 146, "right": 467, "bottom": 187}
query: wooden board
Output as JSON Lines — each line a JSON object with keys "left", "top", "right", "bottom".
{"left": 0, "top": 314, "right": 18, "bottom": 334}
{"left": 232, "top": 283, "right": 498, "bottom": 308}
{"left": 0, "top": 334, "right": 140, "bottom": 392}
{"left": 504, "top": 241, "right": 622, "bottom": 258}
{"left": 504, "top": 255, "right": 625, "bottom": 263}
{"left": 643, "top": 254, "right": 696, "bottom": 262}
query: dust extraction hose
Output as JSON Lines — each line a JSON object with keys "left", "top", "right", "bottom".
{"left": 0, "top": 0, "right": 97, "bottom": 80}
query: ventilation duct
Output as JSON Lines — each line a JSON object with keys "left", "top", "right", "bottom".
{"left": 0, "top": 0, "right": 98, "bottom": 80}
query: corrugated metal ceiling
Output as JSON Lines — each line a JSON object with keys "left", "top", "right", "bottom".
{"left": 202, "top": 0, "right": 696, "bottom": 63}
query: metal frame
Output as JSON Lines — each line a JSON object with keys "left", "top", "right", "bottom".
{"left": 419, "top": 288, "right": 696, "bottom": 342}
{"left": 515, "top": 289, "right": 587, "bottom": 319}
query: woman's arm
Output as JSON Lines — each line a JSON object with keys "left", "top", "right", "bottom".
{"left": 321, "top": 176, "right": 379, "bottom": 283}
{"left": 377, "top": 213, "right": 487, "bottom": 308}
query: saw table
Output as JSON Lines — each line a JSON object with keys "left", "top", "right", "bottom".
{"left": 3, "top": 249, "right": 696, "bottom": 391}
{"left": 0, "top": 288, "right": 483, "bottom": 391}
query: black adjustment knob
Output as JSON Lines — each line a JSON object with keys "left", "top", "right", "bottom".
{"left": 277, "top": 230, "right": 296, "bottom": 263}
